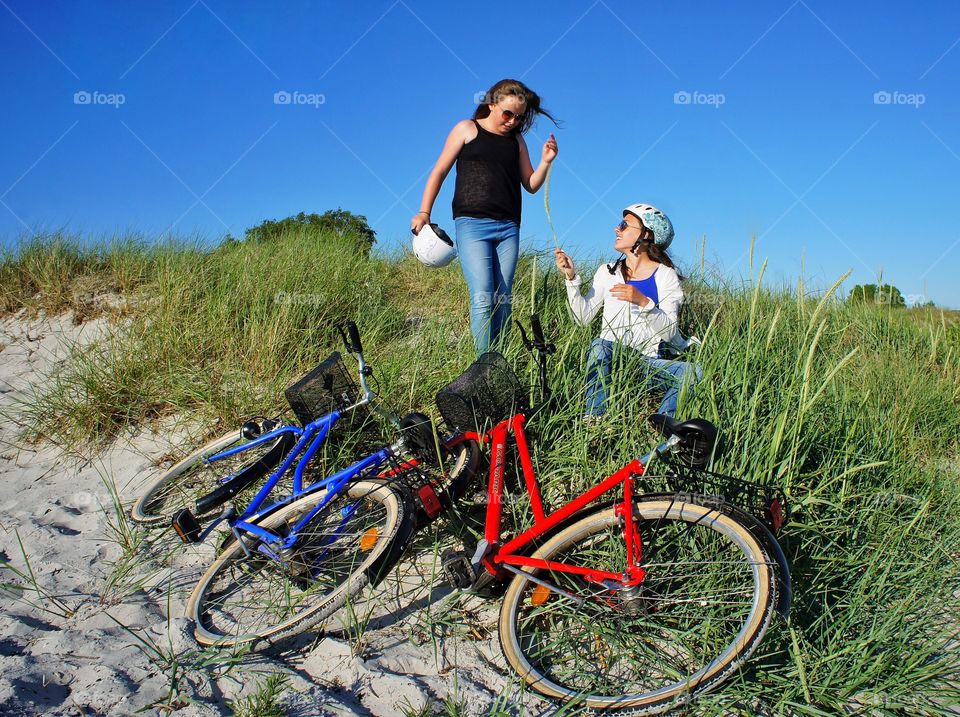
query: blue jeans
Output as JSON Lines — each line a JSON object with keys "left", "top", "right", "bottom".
{"left": 454, "top": 217, "right": 520, "bottom": 353}
{"left": 584, "top": 338, "right": 702, "bottom": 418}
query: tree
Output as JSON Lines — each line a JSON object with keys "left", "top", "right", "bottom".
{"left": 244, "top": 209, "right": 376, "bottom": 254}
{"left": 848, "top": 283, "right": 906, "bottom": 308}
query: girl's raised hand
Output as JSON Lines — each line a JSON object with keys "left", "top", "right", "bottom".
{"left": 542, "top": 134, "right": 558, "bottom": 164}
{"left": 554, "top": 248, "right": 576, "bottom": 280}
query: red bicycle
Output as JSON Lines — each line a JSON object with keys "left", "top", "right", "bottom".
{"left": 435, "top": 316, "right": 791, "bottom": 715}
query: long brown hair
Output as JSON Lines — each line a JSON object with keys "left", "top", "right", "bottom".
{"left": 473, "top": 79, "right": 559, "bottom": 135}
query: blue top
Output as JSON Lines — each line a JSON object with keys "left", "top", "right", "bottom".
{"left": 626, "top": 267, "right": 659, "bottom": 306}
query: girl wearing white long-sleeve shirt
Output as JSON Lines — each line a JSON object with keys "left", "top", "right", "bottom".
{"left": 554, "top": 203, "right": 701, "bottom": 418}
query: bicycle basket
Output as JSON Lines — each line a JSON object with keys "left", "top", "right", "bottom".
{"left": 284, "top": 352, "right": 370, "bottom": 427}
{"left": 655, "top": 463, "right": 790, "bottom": 535}
{"left": 436, "top": 352, "right": 527, "bottom": 431}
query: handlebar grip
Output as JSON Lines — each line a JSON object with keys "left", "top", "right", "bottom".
{"left": 346, "top": 321, "right": 363, "bottom": 354}
{"left": 530, "top": 314, "right": 545, "bottom": 344}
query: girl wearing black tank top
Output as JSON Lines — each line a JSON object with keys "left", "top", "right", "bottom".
{"left": 412, "top": 79, "right": 559, "bottom": 353}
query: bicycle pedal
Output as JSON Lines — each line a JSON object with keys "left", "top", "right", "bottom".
{"left": 441, "top": 549, "right": 478, "bottom": 590}
{"left": 171, "top": 508, "right": 202, "bottom": 544}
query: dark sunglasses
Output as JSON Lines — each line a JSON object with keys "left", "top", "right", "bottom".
{"left": 617, "top": 219, "right": 641, "bottom": 232}
{"left": 499, "top": 107, "right": 526, "bottom": 123}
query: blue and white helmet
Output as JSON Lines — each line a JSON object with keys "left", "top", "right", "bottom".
{"left": 623, "top": 204, "right": 674, "bottom": 249}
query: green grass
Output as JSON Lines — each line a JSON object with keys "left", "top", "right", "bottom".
{"left": 4, "top": 228, "right": 960, "bottom": 715}
{"left": 227, "top": 673, "right": 289, "bottom": 717}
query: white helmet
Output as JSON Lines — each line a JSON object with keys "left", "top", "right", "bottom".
{"left": 623, "top": 203, "right": 674, "bottom": 249}
{"left": 412, "top": 223, "right": 457, "bottom": 268}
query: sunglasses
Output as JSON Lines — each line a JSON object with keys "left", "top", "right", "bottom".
{"left": 617, "top": 219, "right": 642, "bottom": 232}
{"left": 499, "top": 106, "right": 526, "bottom": 123}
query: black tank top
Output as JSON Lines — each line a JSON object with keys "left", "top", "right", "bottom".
{"left": 452, "top": 120, "right": 522, "bottom": 224}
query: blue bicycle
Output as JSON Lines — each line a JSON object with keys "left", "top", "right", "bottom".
{"left": 130, "top": 322, "right": 480, "bottom": 647}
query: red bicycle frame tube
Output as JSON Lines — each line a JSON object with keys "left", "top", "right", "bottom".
{"left": 479, "top": 412, "right": 648, "bottom": 586}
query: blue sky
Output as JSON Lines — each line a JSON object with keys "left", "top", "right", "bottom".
{"left": 2, "top": 1, "right": 959, "bottom": 307}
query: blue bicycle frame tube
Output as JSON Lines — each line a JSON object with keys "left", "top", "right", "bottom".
{"left": 239, "top": 412, "right": 339, "bottom": 519}
{"left": 232, "top": 447, "right": 392, "bottom": 547}
{"left": 207, "top": 424, "right": 303, "bottom": 467}
{"left": 292, "top": 414, "right": 339, "bottom": 494}
{"left": 287, "top": 448, "right": 392, "bottom": 540}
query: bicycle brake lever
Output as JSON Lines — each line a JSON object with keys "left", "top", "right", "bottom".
{"left": 337, "top": 324, "right": 352, "bottom": 354}
{"left": 525, "top": 316, "right": 557, "bottom": 355}
{"left": 514, "top": 319, "right": 534, "bottom": 351}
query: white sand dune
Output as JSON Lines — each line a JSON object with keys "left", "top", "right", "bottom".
{"left": 0, "top": 311, "right": 531, "bottom": 716}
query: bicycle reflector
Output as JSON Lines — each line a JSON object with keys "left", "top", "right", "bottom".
{"left": 531, "top": 584, "right": 552, "bottom": 606}
{"left": 360, "top": 527, "right": 380, "bottom": 552}
{"left": 417, "top": 484, "right": 442, "bottom": 520}
{"left": 768, "top": 497, "right": 785, "bottom": 534}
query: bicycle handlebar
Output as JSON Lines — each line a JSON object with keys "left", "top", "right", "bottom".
{"left": 338, "top": 321, "right": 363, "bottom": 355}
{"left": 347, "top": 321, "right": 363, "bottom": 354}
{"left": 516, "top": 314, "right": 555, "bottom": 415}
{"left": 337, "top": 320, "right": 403, "bottom": 430}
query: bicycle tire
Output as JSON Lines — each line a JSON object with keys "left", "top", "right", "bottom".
{"left": 499, "top": 498, "right": 776, "bottom": 715}
{"left": 187, "top": 479, "right": 412, "bottom": 648}
{"left": 130, "top": 427, "right": 291, "bottom": 526}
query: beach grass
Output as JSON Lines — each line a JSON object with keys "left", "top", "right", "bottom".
{"left": 3, "top": 228, "right": 960, "bottom": 715}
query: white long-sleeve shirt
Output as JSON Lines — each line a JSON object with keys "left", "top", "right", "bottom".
{"left": 565, "top": 263, "right": 684, "bottom": 357}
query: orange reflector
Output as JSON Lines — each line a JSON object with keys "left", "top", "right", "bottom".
{"left": 360, "top": 528, "right": 379, "bottom": 552}
{"left": 531, "top": 584, "right": 551, "bottom": 606}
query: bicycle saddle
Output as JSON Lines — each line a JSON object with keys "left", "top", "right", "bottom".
{"left": 648, "top": 414, "right": 718, "bottom": 468}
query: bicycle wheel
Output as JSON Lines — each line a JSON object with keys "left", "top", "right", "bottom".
{"left": 131, "top": 425, "right": 291, "bottom": 526}
{"left": 499, "top": 498, "right": 776, "bottom": 715}
{"left": 187, "top": 479, "right": 411, "bottom": 648}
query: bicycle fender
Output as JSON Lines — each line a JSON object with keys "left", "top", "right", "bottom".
{"left": 367, "top": 486, "right": 420, "bottom": 588}
{"left": 718, "top": 503, "right": 792, "bottom": 620}
{"left": 195, "top": 431, "right": 297, "bottom": 515}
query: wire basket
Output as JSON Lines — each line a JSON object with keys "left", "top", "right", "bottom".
{"left": 649, "top": 462, "right": 789, "bottom": 535}
{"left": 284, "top": 352, "right": 370, "bottom": 428}
{"left": 436, "top": 352, "right": 527, "bottom": 432}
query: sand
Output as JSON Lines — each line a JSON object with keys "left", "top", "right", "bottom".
{"left": 0, "top": 310, "right": 534, "bottom": 717}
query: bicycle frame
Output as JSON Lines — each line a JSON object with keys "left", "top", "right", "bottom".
{"left": 476, "top": 409, "right": 679, "bottom": 589}
{"left": 196, "top": 391, "right": 405, "bottom": 553}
